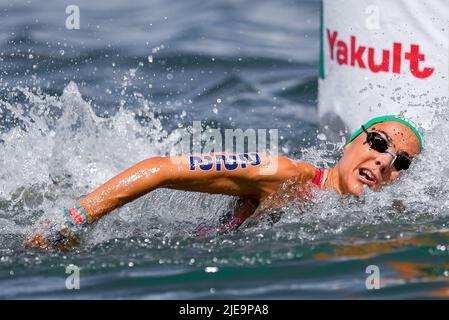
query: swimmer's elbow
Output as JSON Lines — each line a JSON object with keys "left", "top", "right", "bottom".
{"left": 141, "top": 155, "right": 191, "bottom": 187}
{"left": 140, "top": 156, "right": 170, "bottom": 186}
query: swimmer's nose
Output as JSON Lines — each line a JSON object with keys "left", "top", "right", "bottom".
{"left": 375, "top": 152, "right": 394, "bottom": 175}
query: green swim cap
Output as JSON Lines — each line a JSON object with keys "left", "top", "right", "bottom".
{"left": 346, "top": 115, "right": 423, "bottom": 152}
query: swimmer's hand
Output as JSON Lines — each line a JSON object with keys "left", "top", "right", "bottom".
{"left": 25, "top": 221, "right": 80, "bottom": 251}
{"left": 25, "top": 205, "right": 90, "bottom": 251}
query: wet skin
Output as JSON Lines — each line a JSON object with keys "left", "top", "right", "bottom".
{"left": 324, "top": 121, "right": 421, "bottom": 197}
{"left": 25, "top": 121, "right": 422, "bottom": 249}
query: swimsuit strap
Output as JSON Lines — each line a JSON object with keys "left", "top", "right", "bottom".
{"left": 218, "top": 216, "right": 244, "bottom": 234}
{"left": 312, "top": 167, "right": 324, "bottom": 189}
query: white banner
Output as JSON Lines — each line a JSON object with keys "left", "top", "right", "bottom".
{"left": 318, "top": 0, "right": 448, "bottom": 136}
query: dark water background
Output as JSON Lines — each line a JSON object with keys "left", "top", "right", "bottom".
{"left": 1, "top": 0, "right": 449, "bottom": 299}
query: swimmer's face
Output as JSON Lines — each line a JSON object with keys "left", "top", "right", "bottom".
{"left": 338, "top": 121, "right": 421, "bottom": 196}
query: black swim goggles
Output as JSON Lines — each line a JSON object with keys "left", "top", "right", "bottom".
{"left": 362, "top": 125, "right": 412, "bottom": 171}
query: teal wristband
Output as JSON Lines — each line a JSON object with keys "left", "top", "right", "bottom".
{"left": 75, "top": 204, "right": 90, "bottom": 225}
{"left": 63, "top": 207, "right": 75, "bottom": 226}
{"left": 63, "top": 204, "right": 89, "bottom": 226}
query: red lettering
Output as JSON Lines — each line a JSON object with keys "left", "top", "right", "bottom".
{"left": 326, "top": 30, "right": 434, "bottom": 79}
{"left": 392, "top": 42, "right": 402, "bottom": 74}
{"left": 368, "top": 48, "right": 390, "bottom": 73}
{"left": 336, "top": 40, "right": 348, "bottom": 65}
{"left": 404, "top": 44, "right": 434, "bottom": 79}
{"left": 350, "top": 36, "right": 366, "bottom": 68}
{"left": 327, "top": 29, "right": 338, "bottom": 60}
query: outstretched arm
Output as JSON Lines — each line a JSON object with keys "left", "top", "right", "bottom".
{"left": 26, "top": 152, "right": 314, "bottom": 250}
{"left": 80, "top": 152, "right": 284, "bottom": 223}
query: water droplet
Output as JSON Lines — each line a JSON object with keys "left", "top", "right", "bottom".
{"left": 205, "top": 267, "right": 218, "bottom": 273}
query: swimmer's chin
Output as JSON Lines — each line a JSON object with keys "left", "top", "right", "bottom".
{"left": 349, "top": 182, "right": 386, "bottom": 197}
{"left": 348, "top": 183, "right": 368, "bottom": 197}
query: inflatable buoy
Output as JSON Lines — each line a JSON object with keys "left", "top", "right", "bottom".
{"left": 318, "top": 0, "right": 448, "bottom": 139}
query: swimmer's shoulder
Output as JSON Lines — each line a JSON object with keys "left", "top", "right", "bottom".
{"left": 251, "top": 154, "right": 316, "bottom": 182}
{"left": 291, "top": 160, "right": 317, "bottom": 182}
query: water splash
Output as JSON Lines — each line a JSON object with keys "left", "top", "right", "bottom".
{"left": 254, "top": 96, "right": 449, "bottom": 242}
{"left": 0, "top": 81, "right": 234, "bottom": 248}
{"left": 1, "top": 81, "right": 449, "bottom": 253}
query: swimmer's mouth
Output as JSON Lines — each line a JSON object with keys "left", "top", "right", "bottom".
{"left": 358, "top": 168, "right": 377, "bottom": 186}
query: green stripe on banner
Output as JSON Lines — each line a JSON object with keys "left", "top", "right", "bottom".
{"left": 319, "top": 0, "right": 324, "bottom": 79}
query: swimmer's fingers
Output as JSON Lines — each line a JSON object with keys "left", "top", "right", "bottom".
{"left": 24, "top": 223, "right": 80, "bottom": 251}
{"left": 52, "top": 226, "right": 80, "bottom": 251}
{"left": 24, "top": 221, "right": 53, "bottom": 249}
{"left": 24, "top": 231, "right": 51, "bottom": 250}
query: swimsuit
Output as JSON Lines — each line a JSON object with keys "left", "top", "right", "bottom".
{"left": 193, "top": 167, "right": 325, "bottom": 237}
